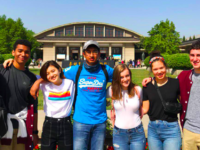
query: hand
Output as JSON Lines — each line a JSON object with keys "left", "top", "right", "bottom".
{"left": 142, "top": 77, "right": 152, "bottom": 87}
{"left": 33, "top": 134, "right": 39, "bottom": 147}
{"left": 3, "top": 59, "right": 14, "bottom": 68}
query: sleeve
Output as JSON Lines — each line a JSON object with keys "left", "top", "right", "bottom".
{"left": 63, "top": 65, "right": 79, "bottom": 82}
{"left": 106, "top": 65, "right": 113, "bottom": 82}
{"left": 106, "top": 86, "right": 112, "bottom": 98}
{"left": 69, "top": 80, "right": 75, "bottom": 104}
{"left": 142, "top": 86, "right": 149, "bottom": 101}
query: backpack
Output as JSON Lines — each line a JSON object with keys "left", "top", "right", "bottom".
{"left": 73, "top": 64, "right": 109, "bottom": 110}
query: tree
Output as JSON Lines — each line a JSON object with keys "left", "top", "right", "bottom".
{"left": 143, "top": 19, "right": 181, "bottom": 54}
{"left": 189, "top": 36, "right": 192, "bottom": 41}
{"left": 183, "top": 36, "right": 186, "bottom": 42}
{"left": 0, "top": 15, "right": 40, "bottom": 55}
{"left": 193, "top": 35, "right": 196, "bottom": 40}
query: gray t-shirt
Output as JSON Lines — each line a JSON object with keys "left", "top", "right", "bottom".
{"left": 184, "top": 71, "right": 200, "bottom": 133}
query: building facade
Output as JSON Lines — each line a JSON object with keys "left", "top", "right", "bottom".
{"left": 34, "top": 22, "right": 144, "bottom": 63}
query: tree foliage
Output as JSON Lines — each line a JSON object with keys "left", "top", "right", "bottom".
{"left": 189, "top": 36, "right": 192, "bottom": 41}
{"left": 0, "top": 15, "right": 40, "bottom": 56}
{"left": 183, "top": 36, "right": 186, "bottom": 42}
{"left": 143, "top": 19, "right": 181, "bottom": 54}
{"left": 193, "top": 35, "right": 196, "bottom": 40}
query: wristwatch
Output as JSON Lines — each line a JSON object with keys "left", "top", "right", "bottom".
{"left": 33, "top": 130, "right": 39, "bottom": 135}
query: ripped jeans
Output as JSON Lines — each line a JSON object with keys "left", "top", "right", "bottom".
{"left": 113, "top": 124, "right": 146, "bottom": 150}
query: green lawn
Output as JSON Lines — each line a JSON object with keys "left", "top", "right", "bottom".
{"left": 30, "top": 69, "right": 177, "bottom": 110}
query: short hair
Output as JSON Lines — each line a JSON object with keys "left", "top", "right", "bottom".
{"left": 13, "top": 39, "right": 32, "bottom": 50}
{"left": 40, "top": 60, "right": 64, "bottom": 82}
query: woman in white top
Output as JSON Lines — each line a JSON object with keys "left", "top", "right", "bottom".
{"left": 39, "top": 61, "right": 75, "bottom": 150}
{"left": 107, "top": 64, "right": 146, "bottom": 150}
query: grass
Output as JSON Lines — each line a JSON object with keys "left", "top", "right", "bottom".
{"left": 29, "top": 68, "right": 177, "bottom": 110}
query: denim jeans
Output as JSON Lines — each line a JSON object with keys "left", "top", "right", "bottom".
{"left": 41, "top": 116, "right": 73, "bottom": 150}
{"left": 113, "top": 124, "right": 146, "bottom": 150}
{"left": 148, "top": 120, "right": 181, "bottom": 150}
{"left": 73, "top": 120, "right": 106, "bottom": 150}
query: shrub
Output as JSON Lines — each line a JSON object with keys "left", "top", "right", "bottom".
{"left": 162, "top": 54, "right": 170, "bottom": 65}
{"left": 168, "top": 53, "right": 192, "bottom": 69}
{"left": 25, "top": 58, "right": 32, "bottom": 67}
{"left": 0, "top": 54, "right": 4, "bottom": 64}
{"left": 144, "top": 56, "right": 150, "bottom": 67}
{"left": 2, "top": 54, "right": 14, "bottom": 60}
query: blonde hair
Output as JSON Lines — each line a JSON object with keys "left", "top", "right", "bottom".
{"left": 112, "top": 64, "right": 135, "bottom": 100}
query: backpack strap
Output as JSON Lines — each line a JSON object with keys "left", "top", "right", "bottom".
{"left": 73, "top": 64, "right": 83, "bottom": 110}
{"left": 73, "top": 64, "right": 109, "bottom": 110}
{"left": 101, "top": 65, "right": 109, "bottom": 83}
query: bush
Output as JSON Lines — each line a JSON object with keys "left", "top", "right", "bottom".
{"left": 162, "top": 54, "right": 170, "bottom": 65}
{"left": 2, "top": 54, "right": 14, "bottom": 60}
{"left": 25, "top": 58, "right": 32, "bottom": 67}
{"left": 0, "top": 54, "right": 4, "bottom": 64}
{"left": 168, "top": 53, "right": 192, "bottom": 70}
{"left": 144, "top": 56, "right": 150, "bottom": 67}
{"left": 144, "top": 54, "right": 171, "bottom": 68}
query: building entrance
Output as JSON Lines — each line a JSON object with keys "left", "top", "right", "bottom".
{"left": 72, "top": 53, "right": 78, "bottom": 60}
{"left": 69, "top": 47, "right": 80, "bottom": 60}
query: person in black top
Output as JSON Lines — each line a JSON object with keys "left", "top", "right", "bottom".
{"left": 142, "top": 51, "right": 181, "bottom": 150}
{"left": 0, "top": 40, "right": 38, "bottom": 150}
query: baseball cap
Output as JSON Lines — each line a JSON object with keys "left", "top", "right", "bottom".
{"left": 83, "top": 40, "right": 100, "bottom": 51}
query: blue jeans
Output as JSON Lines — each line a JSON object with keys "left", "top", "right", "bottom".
{"left": 73, "top": 120, "right": 106, "bottom": 150}
{"left": 148, "top": 120, "right": 181, "bottom": 150}
{"left": 113, "top": 124, "right": 146, "bottom": 150}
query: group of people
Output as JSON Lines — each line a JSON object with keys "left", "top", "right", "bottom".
{"left": 0, "top": 39, "right": 199, "bottom": 150}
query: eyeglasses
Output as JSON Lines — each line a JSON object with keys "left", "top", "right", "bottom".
{"left": 84, "top": 50, "right": 99, "bottom": 55}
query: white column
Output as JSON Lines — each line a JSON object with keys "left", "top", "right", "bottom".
{"left": 63, "top": 28, "right": 65, "bottom": 36}
{"left": 66, "top": 45, "right": 69, "bottom": 60}
{"left": 123, "top": 31, "right": 125, "bottom": 37}
{"left": 93, "top": 25, "right": 95, "bottom": 37}
{"left": 109, "top": 44, "right": 111, "bottom": 56}
{"left": 80, "top": 44, "right": 83, "bottom": 56}
{"left": 74, "top": 26, "right": 75, "bottom": 36}
{"left": 113, "top": 28, "right": 115, "bottom": 37}
{"left": 83, "top": 25, "right": 85, "bottom": 37}
{"left": 103, "top": 26, "right": 105, "bottom": 37}
{"left": 122, "top": 45, "right": 125, "bottom": 60}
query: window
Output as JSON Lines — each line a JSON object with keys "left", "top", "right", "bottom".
{"left": 112, "top": 47, "right": 122, "bottom": 60}
{"left": 75, "top": 26, "right": 83, "bottom": 36}
{"left": 85, "top": 26, "right": 93, "bottom": 37}
{"left": 115, "top": 29, "right": 123, "bottom": 37}
{"left": 65, "top": 26, "right": 74, "bottom": 36}
{"left": 95, "top": 26, "right": 103, "bottom": 37}
{"left": 56, "top": 47, "right": 66, "bottom": 60}
{"left": 55, "top": 29, "right": 64, "bottom": 36}
{"left": 105, "top": 27, "right": 113, "bottom": 37}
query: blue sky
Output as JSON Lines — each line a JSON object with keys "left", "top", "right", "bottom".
{"left": 0, "top": 0, "right": 199, "bottom": 38}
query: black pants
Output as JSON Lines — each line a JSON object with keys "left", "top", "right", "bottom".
{"left": 41, "top": 116, "right": 73, "bottom": 150}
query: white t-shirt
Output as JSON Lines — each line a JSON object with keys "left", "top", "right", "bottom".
{"left": 107, "top": 86, "right": 142, "bottom": 129}
{"left": 40, "top": 79, "right": 75, "bottom": 118}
